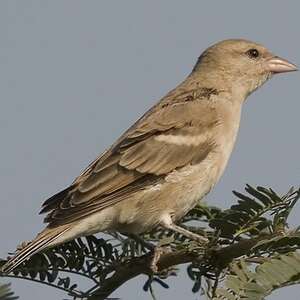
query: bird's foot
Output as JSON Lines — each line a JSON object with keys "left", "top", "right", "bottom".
{"left": 181, "top": 230, "right": 208, "bottom": 245}
{"left": 149, "top": 246, "right": 171, "bottom": 273}
{"left": 150, "top": 246, "right": 163, "bottom": 273}
{"left": 161, "top": 220, "right": 208, "bottom": 245}
{"left": 128, "top": 234, "right": 171, "bottom": 273}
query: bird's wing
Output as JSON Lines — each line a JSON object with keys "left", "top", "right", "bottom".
{"left": 40, "top": 89, "right": 219, "bottom": 227}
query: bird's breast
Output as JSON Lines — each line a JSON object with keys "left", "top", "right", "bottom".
{"left": 213, "top": 102, "right": 242, "bottom": 182}
{"left": 164, "top": 103, "right": 242, "bottom": 220}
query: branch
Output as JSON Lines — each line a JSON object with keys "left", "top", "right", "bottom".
{"left": 88, "top": 249, "right": 198, "bottom": 300}
{"left": 88, "top": 237, "right": 262, "bottom": 300}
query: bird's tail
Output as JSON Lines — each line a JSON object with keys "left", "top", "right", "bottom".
{"left": 1, "top": 227, "right": 70, "bottom": 274}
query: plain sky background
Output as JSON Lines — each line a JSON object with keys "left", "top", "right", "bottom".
{"left": 0, "top": 1, "right": 299, "bottom": 299}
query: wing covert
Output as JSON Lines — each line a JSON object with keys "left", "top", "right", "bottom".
{"left": 40, "top": 90, "right": 219, "bottom": 227}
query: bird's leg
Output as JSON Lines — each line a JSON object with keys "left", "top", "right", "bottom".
{"left": 161, "top": 217, "right": 208, "bottom": 245}
{"left": 128, "top": 234, "right": 170, "bottom": 273}
{"left": 149, "top": 246, "right": 164, "bottom": 273}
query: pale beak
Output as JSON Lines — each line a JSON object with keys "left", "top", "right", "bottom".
{"left": 265, "top": 56, "right": 298, "bottom": 74}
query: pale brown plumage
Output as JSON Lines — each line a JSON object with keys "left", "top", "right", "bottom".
{"left": 41, "top": 90, "right": 218, "bottom": 226}
{"left": 1, "top": 39, "right": 297, "bottom": 274}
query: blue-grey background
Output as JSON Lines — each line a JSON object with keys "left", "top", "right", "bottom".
{"left": 0, "top": 1, "right": 299, "bottom": 299}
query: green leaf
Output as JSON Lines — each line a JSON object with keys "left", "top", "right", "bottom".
{"left": 214, "top": 252, "right": 300, "bottom": 299}
{"left": 210, "top": 186, "right": 300, "bottom": 238}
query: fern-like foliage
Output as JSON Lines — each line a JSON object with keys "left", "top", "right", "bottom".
{"left": 0, "top": 185, "right": 300, "bottom": 300}
{"left": 215, "top": 252, "right": 300, "bottom": 300}
{"left": 182, "top": 186, "right": 300, "bottom": 296}
{"left": 1, "top": 235, "right": 148, "bottom": 298}
{"left": 209, "top": 185, "right": 299, "bottom": 239}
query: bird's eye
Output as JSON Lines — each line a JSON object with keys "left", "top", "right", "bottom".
{"left": 246, "top": 48, "right": 260, "bottom": 59}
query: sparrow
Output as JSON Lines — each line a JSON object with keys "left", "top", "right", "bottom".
{"left": 1, "top": 39, "right": 297, "bottom": 274}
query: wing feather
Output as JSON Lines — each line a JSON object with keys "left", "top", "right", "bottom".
{"left": 40, "top": 88, "right": 220, "bottom": 227}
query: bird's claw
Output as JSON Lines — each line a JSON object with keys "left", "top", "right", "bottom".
{"left": 149, "top": 246, "right": 171, "bottom": 273}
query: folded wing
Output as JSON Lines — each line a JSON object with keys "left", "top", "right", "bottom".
{"left": 40, "top": 92, "right": 219, "bottom": 227}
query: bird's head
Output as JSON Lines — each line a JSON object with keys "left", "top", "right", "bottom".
{"left": 193, "top": 39, "right": 297, "bottom": 98}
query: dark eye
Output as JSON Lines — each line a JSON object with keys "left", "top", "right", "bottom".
{"left": 246, "top": 48, "right": 260, "bottom": 59}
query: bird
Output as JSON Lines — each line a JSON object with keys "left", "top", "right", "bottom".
{"left": 1, "top": 39, "right": 297, "bottom": 274}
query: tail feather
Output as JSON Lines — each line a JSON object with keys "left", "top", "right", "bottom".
{"left": 1, "top": 227, "right": 70, "bottom": 274}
